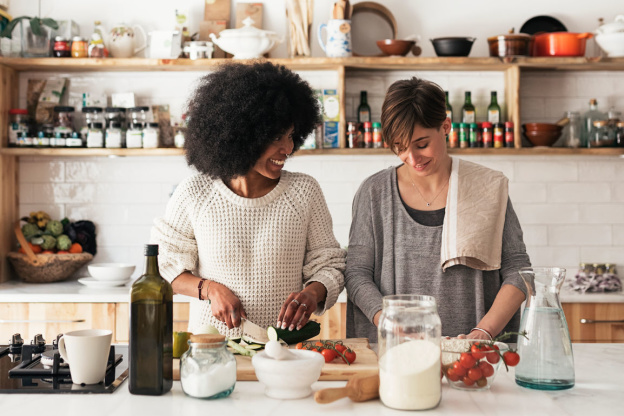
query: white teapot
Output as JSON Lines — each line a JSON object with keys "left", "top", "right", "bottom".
{"left": 595, "top": 15, "right": 624, "bottom": 35}
{"left": 209, "top": 17, "right": 283, "bottom": 59}
{"left": 107, "top": 23, "right": 147, "bottom": 58}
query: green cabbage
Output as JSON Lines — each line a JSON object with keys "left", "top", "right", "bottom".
{"left": 40, "top": 235, "right": 57, "bottom": 250}
{"left": 56, "top": 234, "right": 72, "bottom": 251}
{"left": 45, "top": 220, "right": 64, "bottom": 237}
{"left": 22, "top": 223, "right": 41, "bottom": 240}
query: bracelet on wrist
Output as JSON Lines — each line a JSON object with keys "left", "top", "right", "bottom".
{"left": 198, "top": 278, "right": 211, "bottom": 302}
{"left": 470, "top": 327, "right": 493, "bottom": 340}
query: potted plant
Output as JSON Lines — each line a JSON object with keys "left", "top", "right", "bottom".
{"left": 0, "top": 3, "right": 58, "bottom": 57}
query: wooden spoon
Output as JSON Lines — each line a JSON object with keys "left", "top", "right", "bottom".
{"left": 315, "top": 373, "right": 379, "bottom": 404}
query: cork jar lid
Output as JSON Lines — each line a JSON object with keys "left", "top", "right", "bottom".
{"left": 190, "top": 334, "right": 226, "bottom": 343}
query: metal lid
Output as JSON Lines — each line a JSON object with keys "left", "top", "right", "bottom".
{"left": 593, "top": 120, "right": 607, "bottom": 127}
{"left": 128, "top": 106, "right": 150, "bottom": 112}
{"left": 89, "top": 122, "right": 103, "bottom": 129}
{"left": 82, "top": 106, "right": 103, "bottom": 113}
{"left": 105, "top": 107, "right": 126, "bottom": 113}
{"left": 54, "top": 36, "right": 68, "bottom": 42}
{"left": 9, "top": 108, "right": 28, "bottom": 115}
{"left": 148, "top": 122, "right": 159, "bottom": 128}
{"left": 110, "top": 122, "right": 122, "bottom": 128}
{"left": 72, "top": 36, "right": 86, "bottom": 42}
{"left": 54, "top": 106, "right": 75, "bottom": 112}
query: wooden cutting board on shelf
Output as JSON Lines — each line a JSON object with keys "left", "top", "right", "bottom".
{"left": 173, "top": 338, "right": 378, "bottom": 381}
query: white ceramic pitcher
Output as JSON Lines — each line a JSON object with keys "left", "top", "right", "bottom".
{"left": 107, "top": 23, "right": 147, "bottom": 58}
{"left": 317, "top": 19, "right": 352, "bottom": 58}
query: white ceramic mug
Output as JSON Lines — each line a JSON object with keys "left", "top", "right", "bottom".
{"left": 318, "top": 19, "right": 352, "bottom": 58}
{"left": 58, "top": 329, "right": 112, "bottom": 385}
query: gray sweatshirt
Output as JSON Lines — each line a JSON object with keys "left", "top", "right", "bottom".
{"left": 345, "top": 166, "right": 530, "bottom": 343}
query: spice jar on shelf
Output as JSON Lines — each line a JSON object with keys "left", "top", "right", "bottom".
{"left": 180, "top": 334, "right": 236, "bottom": 399}
{"left": 71, "top": 37, "right": 88, "bottom": 58}
{"left": 481, "top": 122, "right": 493, "bottom": 148}
{"left": 53, "top": 37, "right": 71, "bottom": 57}
{"left": 8, "top": 109, "right": 30, "bottom": 147}
{"left": 86, "top": 122, "right": 104, "bottom": 148}
{"left": 588, "top": 120, "right": 615, "bottom": 148}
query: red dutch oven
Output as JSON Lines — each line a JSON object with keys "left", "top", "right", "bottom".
{"left": 531, "top": 32, "right": 593, "bottom": 57}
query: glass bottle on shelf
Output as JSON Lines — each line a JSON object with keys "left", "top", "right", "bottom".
{"left": 461, "top": 91, "right": 475, "bottom": 124}
{"left": 487, "top": 91, "right": 501, "bottom": 124}
{"left": 130, "top": 244, "right": 173, "bottom": 396}
{"left": 357, "top": 91, "right": 371, "bottom": 124}
{"left": 582, "top": 99, "right": 606, "bottom": 145}
{"left": 588, "top": 120, "right": 614, "bottom": 148}
{"left": 445, "top": 91, "right": 453, "bottom": 122}
{"left": 563, "top": 111, "right": 582, "bottom": 148}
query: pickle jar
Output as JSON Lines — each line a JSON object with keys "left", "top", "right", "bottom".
{"left": 378, "top": 295, "right": 441, "bottom": 411}
{"left": 180, "top": 334, "right": 236, "bottom": 399}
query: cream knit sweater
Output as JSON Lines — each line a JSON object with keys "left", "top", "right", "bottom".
{"left": 151, "top": 170, "right": 346, "bottom": 337}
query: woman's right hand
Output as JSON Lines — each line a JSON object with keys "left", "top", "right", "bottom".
{"left": 208, "top": 281, "right": 247, "bottom": 329}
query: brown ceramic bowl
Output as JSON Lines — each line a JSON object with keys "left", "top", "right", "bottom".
{"left": 488, "top": 33, "right": 531, "bottom": 57}
{"left": 523, "top": 130, "right": 562, "bottom": 147}
{"left": 523, "top": 122, "right": 562, "bottom": 131}
{"left": 376, "top": 39, "right": 415, "bottom": 56}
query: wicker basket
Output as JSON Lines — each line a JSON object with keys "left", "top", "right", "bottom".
{"left": 7, "top": 222, "right": 93, "bottom": 283}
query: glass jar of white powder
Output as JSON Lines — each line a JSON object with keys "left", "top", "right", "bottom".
{"left": 377, "top": 295, "right": 442, "bottom": 411}
{"left": 180, "top": 334, "right": 236, "bottom": 399}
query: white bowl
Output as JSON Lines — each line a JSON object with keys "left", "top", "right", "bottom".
{"left": 88, "top": 263, "right": 135, "bottom": 281}
{"left": 595, "top": 32, "right": 624, "bottom": 57}
{"left": 252, "top": 349, "right": 324, "bottom": 399}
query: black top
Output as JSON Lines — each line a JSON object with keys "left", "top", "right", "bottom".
{"left": 396, "top": 173, "right": 446, "bottom": 227}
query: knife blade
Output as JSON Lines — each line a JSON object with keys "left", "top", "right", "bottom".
{"left": 241, "top": 318, "right": 270, "bottom": 344}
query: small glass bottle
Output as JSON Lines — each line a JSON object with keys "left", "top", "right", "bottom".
{"left": 105, "top": 122, "right": 124, "bottom": 148}
{"left": 469, "top": 123, "right": 479, "bottom": 148}
{"left": 504, "top": 121, "right": 515, "bottom": 148}
{"left": 448, "top": 123, "right": 459, "bottom": 148}
{"left": 481, "top": 122, "right": 493, "bottom": 148}
{"left": 363, "top": 121, "right": 373, "bottom": 148}
{"left": 180, "top": 334, "right": 236, "bottom": 399}
{"left": 66, "top": 131, "right": 84, "bottom": 148}
{"left": 34, "top": 131, "right": 50, "bottom": 148}
{"left": 493, "top": 123, "right": 504, "bottom": 148}
{"left": 445, "top": 91, "right": 453, "bottom": 123}
{"left": 372, "top": 122, "right": 382, "bottom": 148}
{"left": 51, "top": 131, "right": 67, "bottom": 148}
{"left": 126, "top": 123, "right": 144, "bottom": 148}
{"left": 564, "top": 111, "right": 582, "bottom": 148}
{"left": 143, "top": 122, "right": 160, "bottom": 148}
{"left": 582, "top": 99, "right": 607, "bottom": 145}
{"left": 378, "top": 295, "right": 441, "bottom": 410}
{"left": 174, "top": 129, "right": 185, "bottom": 148}
{"left": 357, "top": 91, "right": 371, "bottom": 124}
{"left": 461, "top": 91, "right": 476, "bottom": 124}
{"left": 86, "top": 122, "right": 104, "bottom": 148}
{"left": 459, "top": 122, "right": 468, "bottom": 148}
{"left": 487, "top": 91, "right": 502, "bottom": 124}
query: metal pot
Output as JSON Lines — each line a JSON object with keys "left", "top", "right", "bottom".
{"left": 531, "top": 32, "right": 593, "bottom": 57}
{"left": 487, "top": 31, "right": 530, "bottom": 57}
{"left": 430, "top": 37, "right": 475, "bottom": 57}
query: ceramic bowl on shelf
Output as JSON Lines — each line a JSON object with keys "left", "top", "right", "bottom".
{"left": 252, "top": 349, "right": 324, "bottom": 399}
{"left": 209, "top": 17, "right": 283, "bottom": 59}
{"left": 595, "top": 32, "right": 624, "bottom": 57}
{"left": 441, "top": 339, "right": 509, "bottom": 391}
{"left": 376, "top": 39, "right": 415, "bottom": 56}
{"left": 87, "top": 263, "right": 135, "bottom": 281}
{"left": 431, "top": 37, "right": 475, "bottom": 57}
{"left": 522, "top": 124, "right": 563, "bottom": 147}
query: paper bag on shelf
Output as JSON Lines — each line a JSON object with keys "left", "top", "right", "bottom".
{"left": 204, "top": 0, "right": 231, "bottom": 21}
{"left": 199, "top": 20, "right": 229, "bottom": 58}
{"left": 236, "top": 3, "right": 263, "bottom": 28}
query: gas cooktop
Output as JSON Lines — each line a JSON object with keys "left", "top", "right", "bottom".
{"left": 0, "top": 333, "right": 128, "bottom": 394}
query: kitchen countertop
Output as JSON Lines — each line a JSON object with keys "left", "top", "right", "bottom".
{"left": 0, "top": 343, "right": 622, "bottom": 415}
{"left": 0, "top": 280, "right": 349, "bottom": 303}
{"left": 0, "top": 280, "right": 615, "bottom": 304}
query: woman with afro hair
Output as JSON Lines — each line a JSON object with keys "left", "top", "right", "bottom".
{"left": 151, "top": 61, "right": 346, "bottom": 338}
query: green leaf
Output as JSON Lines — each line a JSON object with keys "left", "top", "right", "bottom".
{"left": 30, "top": 17, "right": 42, "bottom": 36}
{"left": 41, "top": 18, "right": 59, "bottom": 30}
{"left": 0, "top": 16, "right": 30, "bottom": 39}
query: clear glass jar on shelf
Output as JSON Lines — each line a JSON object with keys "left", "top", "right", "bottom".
{"left": 180, "top": 334, "right": 236, "bottom": 399}
{"left": 86, "top": 122, "right": 104, "bottom": 148}
{"left": 53, "top": 106, "right": 75, "bottom": 136}
{"left": 126, "top": 123, "right": 144, "bottom": 148}
{"left": 142, "top": 122, "right": 160, "bottom": 148}
{"left": 128, "top": 106, "right": 151, "bottom": 127}
{"left": 104, "top": 107, "right": 126, "bottom": 129}
{"left": 105, "top": 122, "right": 124, "bottom": 148}
{"left": 563, "top": 111, "right": 582, "bottom": 148}
{"left": 588, "top": 120, "right": 615, "bottom": 148}
{"left": 378, "top": 295, "right": 442, "bottom": 411}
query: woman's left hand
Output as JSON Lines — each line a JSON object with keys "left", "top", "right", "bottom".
{"left": 277, "top": 289, "right": 319, "bottom": 331}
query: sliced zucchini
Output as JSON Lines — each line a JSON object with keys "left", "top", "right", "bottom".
{"left": 267, "top": 321, "right": 321, "bottom": 345}
{"left": 245, "top": 344, "right": 264, "bottom": 350}
{"left": 227, "top": 339, "right": 251, "bottom": 356}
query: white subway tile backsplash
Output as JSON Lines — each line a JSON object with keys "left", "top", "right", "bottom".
{"left": 525, "top": 246, "right": 580, "bottom": 269}
{"left": 579, "top": 205, "right": 624, "bottom": 224}
{"left": 31, "top": 183, "right": 96, "bottom": 204}
{"left": 94, "top": 183, "right": 162, "bottom": 204}
{"left": 98, "top": 225, "right": 152, "bottom": 247}
{"left": 19, "top": 161, "right": 65, "bottom": 183}
{"left": 548, "top": 183, "right": 611, "bottom": 203}
{"left": 515, "top": 162, "right": 578, "bottom": 182}
{"left": 613, "top": 183, "right": 624, "bottom": 203}
{"left": 575, "top": 74, "right": 614, "bottom": 98}
{"left": 613, "top": 226, "right": 624, "bottom": 246}
{"left": 509, "top": 183, "right": 547, "bottom": 203}
{"left": 319, "top": 182, "right": 356, "bottom": 205}
{"left": 327, "top": 203, "right": 353, "bottom": 227}
{"left": 521, "top": 225, "right": 548, "bottom": 246}
{"left": 514, "top": 204, "right": 579, "bottom": 225}
{"left": 549, "top": 225, "right": 611, "bottom": 246}
{"left": 580, "top": 247, "right": 624, "bottom": 265}
{"left": 578, "top": 161, "right": 617, "bottom": 182}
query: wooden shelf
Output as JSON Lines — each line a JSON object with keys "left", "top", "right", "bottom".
{"left": 2, "top": 147, "right": 623, "bottom": 157}
{"left": 3, "top": 56, "right": 624, "bottom": 72}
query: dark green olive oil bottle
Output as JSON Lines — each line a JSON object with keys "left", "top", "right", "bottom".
{"left": 129, "top": 244, "right": 173, "bottom": 395}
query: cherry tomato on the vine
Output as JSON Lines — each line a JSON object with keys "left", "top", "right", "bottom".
{"left": 446, "top": 368, "right": 460, "bottom": 382}
{"left": 478, "top": 360, "right": 495, "bottom": 378}
{"left": 321, "top": 348, "right": 337, "bottom": 363}
{"left": 467, "top": 367, "right": 483, "bottom": 381}
{"left": 503, "top": 351, "right": 520, "bottom": 367}
{"left": 452, "top": 361, "right": 467, "bottom": 376}
{"left": 460, "top": 352, "right": 476, "bottom": 369}
{"left": 471, "top": 344, "right": 486, "bottom": 360}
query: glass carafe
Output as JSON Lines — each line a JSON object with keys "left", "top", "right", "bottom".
{"left": 378, "top": 295, "right": 441, "bottom": 411}
{"left": 515, "top": 267, "right": 575, "bottom": 390}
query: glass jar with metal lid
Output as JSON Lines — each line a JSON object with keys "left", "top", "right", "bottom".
{"left": 71, "top": 36, "right": 88, "bottom": 58}
{"left": 104, "top": 107, "right": 126, "bottom": 129}
{"left": 53, "top": 37, "right": 71, "bottom": 57}
{"left": 86, "top": 122, "right": 104, "bottom": 148}
{"left": 128, "top": 106, "right": 151, "bottom": 127}
{"left": 378, "top": 295, "right": 442, "bottom": 410}
{"left": 180, "top": 334, "right": 236, "bottom": 399}
{"left": 105, "top": 122, "right": 124, "bottom": 148}
{"left": 53, "top": 106, "right": 75, "bottom": 136}
{"left": 588, "top": 120, "right": 614, "bottom": 148}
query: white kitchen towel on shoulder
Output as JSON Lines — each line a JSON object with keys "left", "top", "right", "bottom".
{"left": 441, "top": 157, "right": 508, "bottom": 271}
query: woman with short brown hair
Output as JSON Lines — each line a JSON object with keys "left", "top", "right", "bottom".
{"left": 345, "top": 77, "right": 530, "bottom": 343}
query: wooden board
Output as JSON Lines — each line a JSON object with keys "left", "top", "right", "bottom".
{"left": 173, "top": 338, "right": 378, "bottom": 381}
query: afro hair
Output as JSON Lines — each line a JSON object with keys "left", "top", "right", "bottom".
{"left": 184, "top": 61, "right": 321, "bottom": 181}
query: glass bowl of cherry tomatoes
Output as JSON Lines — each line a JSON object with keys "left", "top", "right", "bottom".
{"left": 441, "top": 339, "right": 510, "bottom": 391}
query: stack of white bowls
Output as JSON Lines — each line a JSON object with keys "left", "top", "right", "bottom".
{"left": 78, "top": 263, "right": 136, "bottom": 288}
{"left": 596, "top": 15, "right": 624, "bottom": 57}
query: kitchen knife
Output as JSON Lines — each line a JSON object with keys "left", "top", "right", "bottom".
{"left": 241, "top": 318, "right": 270, "bottom": 344}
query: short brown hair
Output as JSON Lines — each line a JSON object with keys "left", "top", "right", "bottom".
{"left": 381, "top": 77, "right": 447, "bottom": 153}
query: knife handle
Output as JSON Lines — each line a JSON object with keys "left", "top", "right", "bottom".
{"left": 315, "top": 386, "right": 349, "bottom": 403}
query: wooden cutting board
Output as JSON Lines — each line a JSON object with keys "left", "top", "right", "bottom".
{"left": 173, "top": 338, "right": 378, "bottom": 381}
